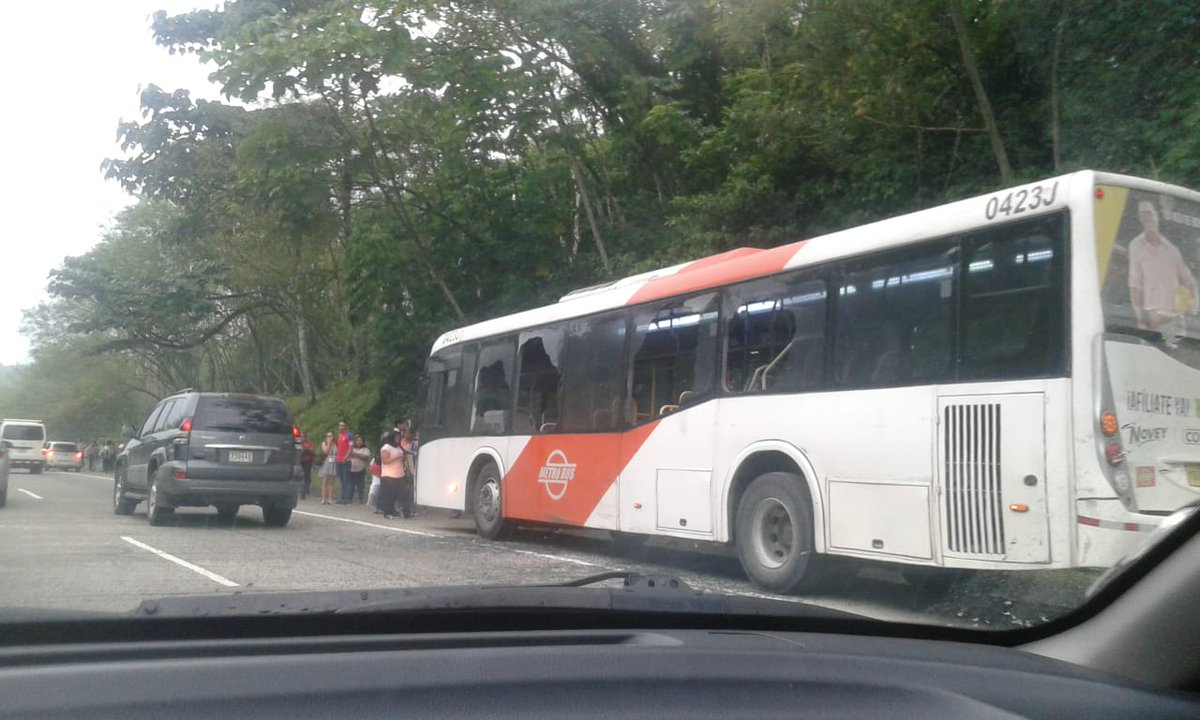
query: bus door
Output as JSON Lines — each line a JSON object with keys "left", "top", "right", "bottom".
{"left": 618, "top": 294, "right": 722, "bottom": 537}
{"left": 937, "top": 393, "right": 1050, "bottom": 563}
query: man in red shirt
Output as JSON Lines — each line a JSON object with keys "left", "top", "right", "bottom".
{"left": 335, "top": 421, "right": 355, "bottom": 504}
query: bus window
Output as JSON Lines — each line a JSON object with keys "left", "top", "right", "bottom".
{"left": 834, "top": 243, "right": 958, "bottom": 388}
{"left": 961, "top": 214, "right": 1067, "bottom": 380}
{"left": 561, "top": 314, "right": 627, "bottom": 432}
{"left": 726, "top": 275, "right": 827, "bottom": 393}
{"left": 422, "top": 347, "right": 462, "bottom": 439}
{"left": 629, "top": 293, "right": 720, "bottom": 422}
{"left": 471, "top": 338, "right": 516, "bottom": 435}
{"left": 516, "top": 327, "right": 565, "bottom": 434}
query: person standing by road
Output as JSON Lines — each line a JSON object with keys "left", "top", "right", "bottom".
{"left": 397, "top": 426, "right": 418, "bottom": 518}
{"left": 377, "top": 430, "right": 405, "bottom": 519}
{"left": 100, "top": 441, "right": 115, "bottom": 473}
{"left": 335, "top": 421, "right": 354, "bottom": 504}
{"left": 85, "top": 442, "right": 98, "bottom": 472}
{"left": 349, "top": 435, "right": 370, "bottom": 504}
{"left": 319, "top": 432, "right": 338, "bottom": 505}
{"left": 299, "top": 434, "right": 316, "bottom": 500}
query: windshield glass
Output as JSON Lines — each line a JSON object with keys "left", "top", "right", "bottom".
{"left": 194, "top": 397, "right": 293, "bottom": 435}
{"left": 2, "top": 425, "right": 43, "bottom": 441}
{"left": 0, "top": 0, "right": 1196, "bottom": 637}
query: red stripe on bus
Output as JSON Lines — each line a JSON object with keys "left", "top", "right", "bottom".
{"left": 1077, "top": 515, "right": 1150, "bottom": 531}
{"left": 503, "top": 421, "right": 662, "bottom": 527}
{"left": 626, "top": 241, "right": 807, "bottom": 306}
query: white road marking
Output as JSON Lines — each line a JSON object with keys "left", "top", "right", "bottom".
{"left": 508, "top": 547, "right": 604, "bottom": 568}
{"left": 120, "top": 536, "right": 239, "bottom": 588}
{"left": 16, "top": 488, "right": 43, "bottom": 500}
{"left": 294, "top": 509, "right": 440, "bottom": 537}
{"left": 77, "top": 473, "right": 113, "bottom": 481}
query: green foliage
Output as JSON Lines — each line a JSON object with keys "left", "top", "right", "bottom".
{"left": 288, "top": 376, "right": 385, "bottom": 443}
{"left": 16, "top": 0, "right": 1200, "bottom": 436}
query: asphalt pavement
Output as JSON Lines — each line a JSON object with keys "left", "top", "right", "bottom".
{"left": 0, "top": 469, "right": 1085, "bottom": 626}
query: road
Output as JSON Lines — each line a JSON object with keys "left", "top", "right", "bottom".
{"left": 0, "top": 469, "right": 1090, "bottom": 627}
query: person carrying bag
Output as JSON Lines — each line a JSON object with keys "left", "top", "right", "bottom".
{"left": 377, "top": 430, "right": 405, "bottom": 519}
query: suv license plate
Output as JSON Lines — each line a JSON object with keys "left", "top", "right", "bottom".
{"left": 228, "top": 450, "right": 254, "bottom": 463}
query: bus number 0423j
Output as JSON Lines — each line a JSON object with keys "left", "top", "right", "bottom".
{"left": 985, "top": 181, "right": 1059, "bottom": 221}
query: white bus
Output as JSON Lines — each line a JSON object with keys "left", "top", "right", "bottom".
{"left": 415, "top": 171, "right": 1200, "bottom": 592}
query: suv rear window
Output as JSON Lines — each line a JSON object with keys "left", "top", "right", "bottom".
{"left": 51, "top": 443, "right": 78, "bottom": 452}
{"left": 3, "top": 425, "right": 45, "bottom": 441}
{"left": 194, "top": 396, "right": 293, "bottom": 435}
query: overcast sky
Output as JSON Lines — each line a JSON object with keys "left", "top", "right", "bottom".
{"left": 0, "top": 2, "right": 224, "bottom": 365}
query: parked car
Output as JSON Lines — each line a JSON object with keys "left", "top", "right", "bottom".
{"left": 0, "top": 420, "right": 46, "bottom": 474}
{"left": 42, "top": 441, "right": 84, "bottom": 472}
{"left": 113, "top": 392, "right": 301, "bottom": 526}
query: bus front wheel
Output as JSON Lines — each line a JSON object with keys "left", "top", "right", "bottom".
{"left": 473, "top": 461, "right": 513, "bottom": 541}
{"left": 735, "top": 472, "right": 818, "bottom": 594}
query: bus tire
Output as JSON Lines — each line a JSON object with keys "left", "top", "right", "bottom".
{"left": 473, "top": 461, "right": 513, "bottom": 540}
{"left": 734, "top": 472, "right": 818, "bottom": 594}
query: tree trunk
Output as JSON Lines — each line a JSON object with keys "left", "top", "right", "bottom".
{"left": 1050, "top": 0, "right": 1071, "bottom": 171}
{"left": 947, "top": 0, "right": 1014, "bottom": 184}
{"left": 570, "top": 159, "right": 612, "bottom": 275}
{"left": 296, "top": 315, "right": 316, "bottom": 404}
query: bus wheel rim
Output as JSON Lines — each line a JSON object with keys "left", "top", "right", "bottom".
{"left": 478, "top": 478, "right": 500, "bottom": 523}
{"left": 751, "top": 497, "right": 794, "bottom": 570}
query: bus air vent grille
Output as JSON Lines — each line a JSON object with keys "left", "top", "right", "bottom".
{"left": 943, "top": 403, "right": 1005, "bottom": 555}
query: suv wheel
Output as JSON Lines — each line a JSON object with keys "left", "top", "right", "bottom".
{"left": 262, "top": 505, "right": 292, "bottom": 527}
{"left": 146, "top": 479, "right": 174, "bottom": 526}
{"left": 113, "top": 470, "right": 137, "bottom": 515}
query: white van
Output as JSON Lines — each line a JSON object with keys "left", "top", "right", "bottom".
{"left": 0, "top": 420, "right": 47, "bottom": 473}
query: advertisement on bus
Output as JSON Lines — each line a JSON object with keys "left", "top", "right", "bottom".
{"left": 1096, "top": 185, "right": 1200, "bottom": 512}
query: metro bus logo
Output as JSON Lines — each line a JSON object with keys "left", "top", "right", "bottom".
{"left": 538, "top": 450, "right": 576, "bottom": 500}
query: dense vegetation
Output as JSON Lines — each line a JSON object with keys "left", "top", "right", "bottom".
{"left": 3, "top": 0, "right": 1197, "bottom": 438}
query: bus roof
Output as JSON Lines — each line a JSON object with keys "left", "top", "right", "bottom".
{"left": 428, "top": 170, "right": 1188, "bottom": 355}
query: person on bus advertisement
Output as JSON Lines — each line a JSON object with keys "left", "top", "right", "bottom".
{"left": 1128, "top": 200, "right": 1199, "bottom": 337}
{"left": 335, "top": 420, "right": 354, "bottom": 504}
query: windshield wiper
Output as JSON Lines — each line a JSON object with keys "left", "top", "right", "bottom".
{"left": 130, "top": 574, "right": 865, "bottom": 621}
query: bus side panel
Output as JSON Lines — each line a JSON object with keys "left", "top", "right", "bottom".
{"left": 415, "top": 436, "right": 520, "bottom": 512}
{"left": 501, "top": 423, "right": 662, "bottom": 530}
{"left": 615, "top": 403, "right": 719, "bottom": 537}
{"left": 713, "top": 387, "right": 938, "bottom": 559}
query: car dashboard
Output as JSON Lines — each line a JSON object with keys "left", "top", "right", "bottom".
{"left": 1, "top": 622, "right": 1196, "bottom": 719}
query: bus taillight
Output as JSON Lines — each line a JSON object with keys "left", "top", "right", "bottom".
{"left": 1100, "top": 411, "right": 1118, "bottom": 436}
{"left": 1105, "top": 442, "right": 1125, "bottom": 466}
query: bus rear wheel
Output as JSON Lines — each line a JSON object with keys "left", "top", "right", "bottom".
{"left": 473, "top": 461, "right": 513, "bottom": 541}
{"left": 735, "top": 472, "right": 818, "bottom": 594}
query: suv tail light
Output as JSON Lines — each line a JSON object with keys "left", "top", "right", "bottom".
{"left": 171, "top": 417, "right": 194, "bottom": 461}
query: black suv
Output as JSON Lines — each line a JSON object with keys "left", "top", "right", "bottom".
{"left": 113, "top": 392, "right": 301, "bottom": 526}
